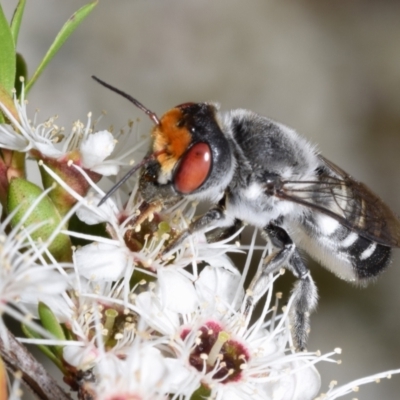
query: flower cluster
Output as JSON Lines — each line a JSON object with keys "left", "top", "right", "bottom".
{"left": 0, "top": 90, "right": 399, "bottom": 400}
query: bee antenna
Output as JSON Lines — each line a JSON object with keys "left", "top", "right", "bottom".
{"left": 97, "top": 150, "right": 165, "bottom": 207}
{"left": 91, "top": 75, "right": 161, "bottom": 126}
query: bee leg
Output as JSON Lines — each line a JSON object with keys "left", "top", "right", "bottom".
{"left": 287, "top": 252, "right": 318, "bottom": 351}
{"left": 245, "top": 233, "right": 295, "bottom": 313}
{"left": 162, "top": 206, "right": 228, "bottom": 257}
{"left": 205, "top": 218, "right": 243, "bottom": 244}
{"left": 246, "top": 223, "right": 318, "bottom": 350}
{"left": 267, "top": 224, "right": 318, "bottom": 350}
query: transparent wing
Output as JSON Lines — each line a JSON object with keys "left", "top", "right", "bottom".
{"left": 276, "top": 156, "right": 400, "bottom": 247}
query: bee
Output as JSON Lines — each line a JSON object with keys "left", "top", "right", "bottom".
{"left": 93, "top": 76, "right": 400, "bottom": 350}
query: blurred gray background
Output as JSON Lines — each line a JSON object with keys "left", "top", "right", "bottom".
{"left": 3, "top": 0, "right": 400, "bottom": 398}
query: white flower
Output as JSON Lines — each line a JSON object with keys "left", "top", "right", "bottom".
{"left": 0, "top": 204, "right": 69, "bottom": 345}
{"left": 34, "top": 160, "right": 330, "bottom": 399}
{"left": 40, "top": 160, "right": 242, "bottom": 310}
{"left": 59, "top": 282, "right": 175, "bottom": 399}
{"left": 134, "top": 261, "right": 330, "bottom": 400}
{"left": 79, "top": 129, "right": 117, "bottom": 175}
{"left": 0, "top": 87, "right": 126, "bottom": 176}
{"left": 59, "top": 267, "right": 142, "bottom": 371}
{"left": 86, "top": 338, "right": 171, "bottom": 400}
{"left": 0, "top": 96, "right": 62, "bottom": 156}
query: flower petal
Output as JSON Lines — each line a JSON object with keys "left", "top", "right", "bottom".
{"left": 76, "top": 193, "right": 119, "bottom": 225}
{"left": 158, "top": 268, "right": 198, "bottom": 314}
{"left": 63, "top": 344, "right": 98, "bottom": 370}
{"left": 273, "top": 362, "right": 321, "bottom": 400}
{"left": 0, "top": 124, "right": 29, "bottom": 150}
{"left": 80, "top": 130, "right": 115, "bottom": 170}
{"left": 196, "top": 265, "right": 243, "bottom": 309}
{"left": 35, "top": 141, "right": 63, "bottom": 158}
{"left": 135, "top": 291, "right": 180, "bottom": 335}
{"left": 89, "top": 163, "right": 119, "bottom": 176}
{"left": 164, "top": 358, "right": 195, "bottom": 393}
{"left": 74, "top": 242, "right": 130, "bottom": 281}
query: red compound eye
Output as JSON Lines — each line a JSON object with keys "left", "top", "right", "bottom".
{"left": 174, "top": 142, "right": 212, "bottom": 194}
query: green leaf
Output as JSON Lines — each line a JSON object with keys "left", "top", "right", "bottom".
{"left": 38, "top": 302, "right": 66, "bottom": 357}
{"left": 21, "top": 323, "right": 64, "bottom": 371}
{"left": 14, "top": 52, "right": 28, "bottom": 97}
{"left": 0, "top": 4, "right": 16, "bottom": 94}
{"left": 25, "top": 1, "right": 98, "bottom": 94}
{"left": 10, "top": 0, "right": 26, "bottom": 45}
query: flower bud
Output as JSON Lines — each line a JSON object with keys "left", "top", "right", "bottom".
{"left": 7, "top": 177, "right": 72, "bottom": 262}
{"left": 36, "top": 152, "right": 101, "bottom": 216}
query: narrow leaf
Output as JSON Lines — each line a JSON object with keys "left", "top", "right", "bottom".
{"left": 0, "top": 4, "right": 16, "bottom": 94}
{"left": 21, "top": 323, "right": 64, "bottom": 370}
{"left": 14, "top": 52, "right": 28, "bottom": 97}
{"left": 38, "top": 302, "right": 66, "bottom": 357}
{"left": 25, "top": 1, "right": 98, "bottom": 94}
{"left": 10, "top": 0, "right": 26, "bottom": 45}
